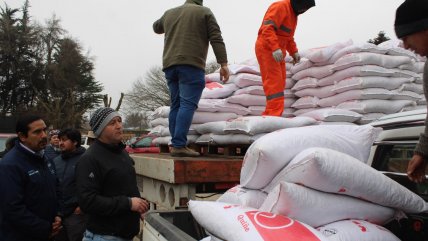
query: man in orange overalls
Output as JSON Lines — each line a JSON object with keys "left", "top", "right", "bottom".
{"left": 256, "top": 0, "right": 315, "bottom": 116}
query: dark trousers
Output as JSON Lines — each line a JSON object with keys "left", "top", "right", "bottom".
{"left": 55, "top": 214, "right": 86, "bottom": 241}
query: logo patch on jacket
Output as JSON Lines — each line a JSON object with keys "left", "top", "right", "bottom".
{"left": 89, "top": 172, "right": 95, "bottom": 179}
{"left": 28, "top": 170, "right": 40, "bottom": 176}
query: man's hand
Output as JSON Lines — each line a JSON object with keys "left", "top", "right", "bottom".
{"left": 292, "top": 52, "right": 301, "bottom": 65}
{"left": 130, "top": 197, "right": 150, "bottom": 214}
{"left": 49, "top": 216, "right": 62, "bottom": 238}
{"left": 73, "top": 206, "right": 82, "bottom": 215}
{"left": 407, "top": 153, "right": 427, "bottom": 183}
{"left": 219, "top": 64, "right": 230, "bottom": 83}
{"left": 272, "top": 49, "right": 284, "bottom": 62}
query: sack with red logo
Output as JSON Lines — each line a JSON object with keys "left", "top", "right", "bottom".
{"left": 317, "top": 220, "right": 400, "bottom": 241}
{"left": 189, "top": 200, "right": 328, "bottom": 241}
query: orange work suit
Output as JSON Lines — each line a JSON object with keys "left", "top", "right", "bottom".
{"left": 255, "top": 0, "right": 298, "bottom": 116}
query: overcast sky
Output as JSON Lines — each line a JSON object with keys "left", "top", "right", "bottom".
{"left": 4, "top": 0, "right": 403, "bottom": 107}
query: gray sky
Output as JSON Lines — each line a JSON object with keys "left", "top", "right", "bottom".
{"left": 5, "top": 0, "right": 403, "bottom": 107}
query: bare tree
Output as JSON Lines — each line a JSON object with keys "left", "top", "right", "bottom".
{"left": 124, "top": 66, "right": 170, "bottom": 113}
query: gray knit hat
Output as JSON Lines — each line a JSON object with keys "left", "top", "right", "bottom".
{"left": 89, "top": 107, "right": 120, "bottom": 137}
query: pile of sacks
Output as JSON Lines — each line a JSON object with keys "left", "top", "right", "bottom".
{"left": 189, "top": 124, "right": 428, "bottom": 241}
{"left": 148, "top": 39, "right": 426, "bottom": 145}
{"left": 290, "top": 39, "right": 426, "bottom": 124}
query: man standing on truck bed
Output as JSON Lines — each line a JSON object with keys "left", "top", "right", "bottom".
{"left": 256, "top": 0, "right": 315, "bottom": 116}
{"left": 76, "top": 107, "right": 149, "bottom": 241}
{"left": 394, "top": 0, "right": 428, "bottom": 183}
{"left": 153, "top": 0, "right": 230, "bottom": 157}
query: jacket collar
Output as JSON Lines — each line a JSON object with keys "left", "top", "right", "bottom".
{"left": 61, "top": 146, "right": 86, "bottom": 159}
{"left": 185, "top": 0, "right": 203, "bottom": 6}
{"left": 95, "top": 139, "right": 126, "bottom": 153}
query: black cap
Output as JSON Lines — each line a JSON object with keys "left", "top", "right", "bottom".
{"left": 395, "top": 0, "right": 428, "bottom": 38}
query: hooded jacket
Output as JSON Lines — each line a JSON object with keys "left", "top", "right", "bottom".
{"left": 153, "top": 0, "right": 228, "bottom": 70}
{"left": 54, "top": 146, "right": 86, "bottom": 217}
{"left": 0, "top": 141, "right": 58, "bottom": 241}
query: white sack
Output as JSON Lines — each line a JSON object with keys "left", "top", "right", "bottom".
{"left": 152, "top": 135, "right": 199, "bottom": 145}
{"left": 318, "top": 88, "right": 392, "bottom": 107}
{"left": 399, "top": 61, "right": 425, "bottom": 73}
{"left": 228, "top": 64, "right": 260, "bottom": 75}
{"left": 318, "top": 65, "right": 416, "bottom": 87}
{"left": 233, "top": 73, "right": 262, "bottom": 88}
{"left": 149, "top": 106, "right": 170, "bottom": 120}
{"left": 227, "top": 94, "right": 266, "bottom": 107}
{"left": 195, "top": 133, "right": 265, "bottom": 145}
{"left": 294, "top": 85, "right": 336, "bottom": 98}
{"left": 201, "top": 82, "right": 238, "bottom": 99}
{"left": 332, "top": 76, "right": 413, "bottom": 93}
{"left": 248, "top": 106, "right": 295, "bottom": 117}
{"left": 198, "top": 99, "right": 250, "bottom": 115}
{"left": 399, "top": 83, "right": 423, "bottom": 94}
{"left": 217, "top": 185, "right": 267, "bottom": 209}
{"left": 390, "top": 90, "right": 421, "bottom": 101}
{"left": 328, "top": 43, "right": 388, "bottom": 64}
{"left": 234, "top": 86, "right": 295, "bottom": 98}
{"left": 224, "top": 116, "right": 316, "bottom": 135}
{"left": 336, "top": 99, "right": 416, "bottom": 114}
{"left": 292, "top": 65, "right": 334, "bottom": 80}
{"left": 291, "top": 77, "right": 318, "bottom": 91}
{"left": 194, "top": 121, "right": 227, "bottom": 135}
{"left": 356, "top": 113, "right": 385, "bottom": 125}
{"left": 273, "top": 147, "right": 428, "bottom": 213}
{"left": 299, "top": 108, "right": 362, "bottom": 122}
{"left": 149, "top": 117, "right": 169, "bottom": 127}
{"left": 293, "top": 108, "right": 318, "bottom": 116}
{"left": 205, "top": 72, "right": 222, "bottom": 83}
{"left": 332, "top": 52, "right": 412, "bottom": 71}
{"left": 193, "top": 112, "right": 238, "bottom": 124}
{"left": 189, "top": 200, "right": 328, "bottom": 241}
{"left": 260, "top": 182, "right": 395, "bottom": 227}
{"left": 304, "top": 40, "right": 353, "bottom": 63}
{"left": 317, "top": 220, "right": 400, "bottom": 241}
{"left": 240, "top": 124, "right": 381, "bottom": 189}
{"left": 290, "top": 58, "right": 314, "bottom": 74}
{"left": 291, "top": 96, "right": 319, "bottom": 109}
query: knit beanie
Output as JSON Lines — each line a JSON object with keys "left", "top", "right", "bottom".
{"left": 89, "top": 107, "right": 120, "bottom": 137}
{"left": 48, "top": 129, "right": 60, "bottom": 138}
{"left": 395, "top": 0, "right": 428, "bottom": 38}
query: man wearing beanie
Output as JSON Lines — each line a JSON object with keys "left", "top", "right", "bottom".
{"left": 75, "top": 107, "right": 149, "bottom": 241}
{"left": 153, "top": 0, "right": 230, "bottom": 157}
{"left": 394, "top": 0, "right": 428, "bottom": 183}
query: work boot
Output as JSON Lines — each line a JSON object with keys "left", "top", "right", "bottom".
{"left": 170, "top": 147, "right": 200, "bottom": 157}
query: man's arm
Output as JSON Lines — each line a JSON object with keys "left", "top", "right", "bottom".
{"left": 0, "top": 164, "right": 52, "bottom": 239}
{"left": 153, "top": 15, "right": 165, "bottom": 34}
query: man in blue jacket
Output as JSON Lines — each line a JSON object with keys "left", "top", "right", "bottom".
{"left": 0, "top": 115, "right": 62, "bottom": 241}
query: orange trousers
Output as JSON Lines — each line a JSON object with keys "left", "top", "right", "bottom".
{"left": 255, "top": 40, "right": 286, "bottom": 116}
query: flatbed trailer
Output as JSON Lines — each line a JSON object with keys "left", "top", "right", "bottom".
{"left": 131, "top": 153, "right": 242, "bottom": 210}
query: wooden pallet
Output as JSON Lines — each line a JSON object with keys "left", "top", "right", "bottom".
{"left": 159, "top": 144, "right": 250, "bottom": 157}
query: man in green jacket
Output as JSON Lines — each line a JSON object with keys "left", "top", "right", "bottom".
{"left": 154, "top": 0, "right": 230, "bottom": 157}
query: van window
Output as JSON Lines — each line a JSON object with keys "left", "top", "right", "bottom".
{"left": 372, "top": 143, "right": 417, "bottom": 173}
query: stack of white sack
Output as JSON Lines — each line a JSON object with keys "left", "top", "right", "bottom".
{"left": 206, "top": 59, "right": 298, "bottom": 118}
{"left": 194, "top": 115, "right": 316, "bottom": 145}
{"left": 202, "top": 124, "right": 416, "bottom": 240}
{"left": 290, "top": 39, "right": 426, "bottom": 124}
{"left": 148, "top": 106, "right": 200, "bottom": 145}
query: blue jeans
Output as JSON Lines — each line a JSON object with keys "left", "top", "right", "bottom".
{"left": 82, "top": 230, "right": 132, "bottom": 241}
{"left": 164, "top": 65, "right": 205, "bottom": 147}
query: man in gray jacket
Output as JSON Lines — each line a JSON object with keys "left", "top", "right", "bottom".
{"left": 153, "top": 0, "right": 230, "bottom": 157}
{"left": 394, "top": 0, "right": 428, "bottom": 182}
